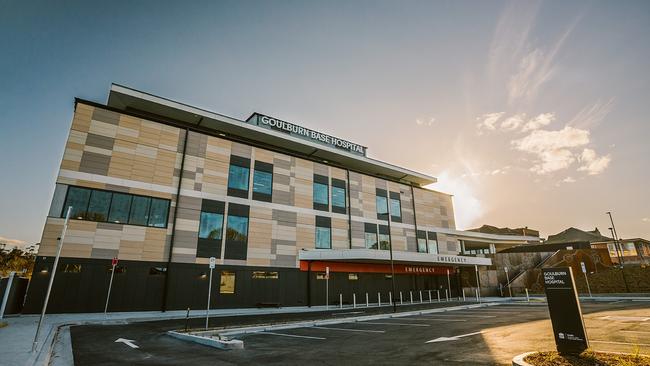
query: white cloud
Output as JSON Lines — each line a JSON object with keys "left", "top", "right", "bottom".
{"left": 522, "top": 112, "right": 555, "bottom": 132}
{"left": 0, "top": 236, "right": 27, "bottom": 250}
{"left": 642, "top": 217, "right": 649, "bottom": 223}
{"left": 562, "top": 177, "right": 576, "bottom": 183}
{"left": 416, "top": 117, "right": 435, "bottom": 126}
{"left": 500, "top": 114, "right": 526, "bottom": 131}
{"left": 476, "top": 112, "right": 504, "bottom": 132}
{"left": 512, "top": 126, "right": 590, "bottom": 175}
{"left": 426, "top": 171, "right": 483, "bottom": 229}
{"left": 577, "top": 148, "right": 611, "bottom": 175}
{"left": 567, "top": 99, "right": 615, "bottom": 129}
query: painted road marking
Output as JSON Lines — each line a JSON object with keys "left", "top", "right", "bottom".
{"left": 312, "top": 326, "right": 385, "bottom": 333}
{"left": 114, "top": 338, "right": 139, "bottom": 349}
{"left": 621, "top": 330, "right": 650, "bottom": 334}
{"left": 332, "top": 311, "right": 365, "bottom": 316}
{"left": 361, "top": 322, "right": 430, "bottom": 327}
{"left": 257, "top": 332, "right": 326, "bottom": 340}
{"left": 591, "top": 340, "right": 650, "bottom": 347}
{"left": 599, "top": 316, "right": 650, "bottom": 322}
{"left": 421, "top": 314, "right": 497, "bottom": 318}
{"left": 426, "top": 331, "right": 482, "bottom": 343}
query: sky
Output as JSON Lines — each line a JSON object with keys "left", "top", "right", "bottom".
{"left": 1, "top": 0, "right": 649, "bottom": 248}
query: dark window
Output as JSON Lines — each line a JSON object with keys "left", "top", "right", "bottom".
{"left": 86, "top": 190, "right": 112, "bottom": 221}
{"left": 224, "top": 203, "right": 250, "bottom": 260}
{"left": 378, "top": 225, "right": 390, "bottom": 250}
{"left": 227, "top": 156, "right": 251, "bottom": 198}
{"left": 129, "top": 196, "right": 151, "bottom": 226}
{"left": 315, "top": 216, "right": 331, "bottom": 249}
{"left": 199, "top": 212, "right": 224, "bottom": 240}
{"left": 148, "top": 198, "right": 169, "bottom": 228}
{"left": 376, "top": 188, "right": 388, "bottom": 220}
{"left": 64, "top": 186, "right": 91, "bottom": 219}
{"left": 252, "top": 162, "right": 273, "bottom": 202}
{"left": 331, "top": 178, "right": 347, "bottom": 214}
{"left": 364, "top": 223, "right": 378, "bottom": 249}
{"left": 417, "top": 230, "right": 427, "bottom": 253}
{"left": 108, "top": 193, "right": 131, "bottom": 224}
{"left": 389, "top": 192, "right": 402, "bottom": 222}
{"left": 427, "top": 232, "right": 439, "bottom": 254}
{"left": 313, "top": 174, "right": 329, "bottom": 211}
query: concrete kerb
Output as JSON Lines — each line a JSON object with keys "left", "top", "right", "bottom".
{"left": 167, "top": 331, "right": 244, "bottom": 350}
{"left": 512, "top": 352, "right": 536, "bottom": 366}
{"left": 207, "top": 302, "right": 501, "bottom": 339}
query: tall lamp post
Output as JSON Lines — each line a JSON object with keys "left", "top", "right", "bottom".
{"left": 607, "top": 212, "right": 630, "bottom": 293}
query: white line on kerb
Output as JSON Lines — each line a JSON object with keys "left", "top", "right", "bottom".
{"left": 312, "top": 326, "right": 385, "bottom": 333}
{"left": 591, "top": 340, "right": 650, "bottom": 347}
{"left": 420, "top": 318, "right": 467, "bottom": 322}
{"left": 420, "top": 314, "right": 497, "bottom": 318}
{"left": 256, "top": 332, "right": 326, "bottom": 340}
{"left": 361, "top": 322, "right": 430, "bottom": 327}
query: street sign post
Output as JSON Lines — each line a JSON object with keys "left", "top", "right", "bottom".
{"left": 206, "top": 257, "right": 216, "bottom": 330}
{"left": 325, "top": 266, "right": 330, "bottom": 310}
{"left": 542, "top": 267, "right": 589, "bottom": 355}
{"left": 446, "top": 269, "right": 451, "bottom": 298}
{"left": 104, "top": 257, "right": 118, "bottom": 317}
{"left": 581, "top": 262, "right": 592, "bottom": 297}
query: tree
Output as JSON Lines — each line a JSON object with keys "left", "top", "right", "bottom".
{"left": 0, "top": 244, "right": 36, "bottom": 278}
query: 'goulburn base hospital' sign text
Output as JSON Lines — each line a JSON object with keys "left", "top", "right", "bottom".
{"left": 247, "top": 113, "right": 367, "bottom": 156}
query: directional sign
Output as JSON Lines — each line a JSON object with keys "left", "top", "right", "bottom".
{"left": 325, "top": 266, "right": 330, "bottom": 279}
{"left": 580, "top": 262, "right": 586, "bottom": 274}
{"left": 209, "top": 257, "right": 216, "bottom": 269}
{"left": 425, "top": 331, "right": 482, "bottom": 343}
{"left": 115, "top": 338, "right": 139, "bottom": 349}
{"left": 111, "top": 257, "right": 118, "bottom": 267}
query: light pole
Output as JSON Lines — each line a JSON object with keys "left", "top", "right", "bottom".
{"left": 607, "top": 212, "right": 625, "bottom": 266}
{"left": 608, "top": 227, "right": 623, "bottom": 266}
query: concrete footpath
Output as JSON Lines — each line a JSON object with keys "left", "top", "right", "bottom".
{"left": 1, "top": 295, "right": 648, "bottom": 366}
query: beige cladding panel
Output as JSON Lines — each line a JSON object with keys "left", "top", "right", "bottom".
{"left": 331, "top": 217, "right": 349, "bottom": 250}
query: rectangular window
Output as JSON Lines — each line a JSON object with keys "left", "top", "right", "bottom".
{"left": 427, "top": 232, "right": 439, "bottom": 254}
{"left": 108, "top": 193, "right": 131, "bottom": 224}
{"left": 148, "top": 198, "right": 169, "bottom": 228}
{"left": 313, "top": 174, "right": 329, "bottom": 211}
{"left": 64, "top": 186, "right": 91, "bottom": 219}
{"left": 417, "top": 230, "right": 427, "bottom": 253}
{"left": 199, "top": 212, "right": 224, "bottom": 240}
{"left": 378, "top": 225, "right": 390, "bottom": 250}
{"left": 220, "top": 271, "right": 236, "bottom": 294}
{"left": 364, "top": 223, "right": 378, "bottom": 249}
{"left": 252, "top": 271, "right": 279, "bottom": 279}
{"left": 252, "top": 161, "right": 273, "bottom": 201}
{"left": 129, "top": 196, "right": 151, "bottom": 226}
{"left": 389, "top": 192, "right": 401, "bottom": 222}
{"left": 376, "top": 188, "right": 388, "bottom": 220}
{"left": 331, "top": 178, "right": 346, "bottom": 214}
{"left": 224, "top": 203, "right": 250, "bottom": 260}
{"left": 315, "top": 216, "right": 331, "bottom": 249}
{"left": 86, "top": 190, "right": 112, "bottom": 221}
{"left": 197, "top": 199, "right": 225, "bottom": 258}
{"left": 48, "top": 184, "right": 68, "bottom": 217}
{"left": 227, "top": 156, "right": 251, "bottom": 198}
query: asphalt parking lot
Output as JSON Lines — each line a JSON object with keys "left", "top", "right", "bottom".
{"left": 71, "top": 300, "right": 650, "bottom": 365}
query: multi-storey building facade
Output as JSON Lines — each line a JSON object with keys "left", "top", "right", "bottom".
{"left": 24, "top": 85, "right": 538, "bottom": 313}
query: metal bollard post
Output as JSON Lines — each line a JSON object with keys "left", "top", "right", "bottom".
{"left": 437, "top": 290, "right": 440, "bottom": 302}
{"left": 445, "top": 289, "right": 449, "bottom": 301}
{"left": 428, "top": 290, "right": 432, "bottom": 303}
{"left": 419, "top": 290, "right": 423, "bottom": 303}
{"left": 340, "top": 293, "right": 343, "bottom": 309}
{"left": 389, "top": 291, "right": 392, "bottom": 305}
{"left": 410, "top": 291, "right": 413, "bottom": 304}
{"left": 525, "top": 288, "right": 530, "bottom": 302}
{"left": 353, "top": 293, "right": 357, "bottom": 308}
{"left": 184, "top": 307, "right": 190, "bottom": 332}
{"left": 366, "top": 292, "right": 369, "bottom": 307}
{"left": 400, "top": 291, "right": 403, "bottom": 305}
{"left": 462, "top": 288, "right": 466, "bottom": 302}
{"left": 378, "top": 293, "right": 381, "bottom": 307}
{"left": 475, "top": 288, "right": 479, "bottom": 303}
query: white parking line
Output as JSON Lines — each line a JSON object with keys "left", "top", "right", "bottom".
{"left": 361, "top": 322, "right": 430, "bottom": 327}
{"left": 420, "top": 314, "right": 497, "bottom": 318}
{"left": 256, "top": 331, "right": 326, "bottom": 340}
{"left": 599, "top": 316, "right": 650, "bottom": 322}
{"left": 419, "top": 318, "right": 467, "bottom": 322}
{"left": 591, "top": 340, "right": 650, "bottom": 347}
{"left": 312, "top": 326, "right": 385, "bottom": 333}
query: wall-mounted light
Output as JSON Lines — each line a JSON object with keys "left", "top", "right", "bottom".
{"left": 40, "top": 267, "right": 49, "bottom": 274}
{"left": 199, "top": 272, "right": 207, "bottom": 279}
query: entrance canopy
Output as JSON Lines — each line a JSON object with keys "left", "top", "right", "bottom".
{"left": 299, "top": 249, "right": 491, "bottom": 267}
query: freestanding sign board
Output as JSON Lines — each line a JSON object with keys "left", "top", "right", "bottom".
{"left": 542, "top": 267, "right": 589, "bottom": 354}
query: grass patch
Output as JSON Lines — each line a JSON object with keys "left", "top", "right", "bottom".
{"left": 524, "top": 349, "right": 650, "bottom": 366}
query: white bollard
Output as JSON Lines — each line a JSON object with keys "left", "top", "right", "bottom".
{"left": 400, "top": 291, "right": 403, "bottom": 305}
{"left": 475, "top": 288, "right": 479, "bottom": 303}
{"left": 410, "top": 291, "right": 413, "bottom": 304}
{"left": 340, "top": 293, "right": 343, "bottom": 309}
{"left": 437, "top": 290, "right": 440, "bottom": 302}
{"left": 378, "top": 292, "right": 381, "bottom": 306}
{"left": 445, "top": 289, "right": 449, "bottom": 301}
{"left": 366, "top": 292, "right": 369, "bottom": 307}
{"left": 353, "top": 293, "right": 356, "bottom": 308}
{"left": 525, "top": 288, "right": 530, "bottom": 302}
{"left": 428, "top": 290, "right": 432, "bottom": 303}
{"left": 462, "top": 288, "right": 466, "bottom": 302}
{"left": 389, "top": 291, "right": 392, "bottom": 305}
{"left": 419, "top": 290, "right": 423, "bottom": 303}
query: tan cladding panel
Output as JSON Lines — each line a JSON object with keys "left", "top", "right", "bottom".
{"left": 38, "top": 217, "right": 169, "bottom": 261}
{"left": 413, "top": 187, "right": 455, "bottom": 229}
{"left": 62, "top": 103, "right": 183, "bottom": 190}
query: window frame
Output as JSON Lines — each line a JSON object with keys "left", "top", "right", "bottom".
{"left": 252, "top": 161, "right": 274, "bottom": 202}
{"left": 376, "top": 188, "right": 389, "bottom": 220}
{"left": 389, "top": 192, "right": 402, "bottom": 223}
{"left": 315, "top": 216, "right": 332, "bottom": 249}
{"left": 331, "top": 178, "right": 347, "bottom": 214}
{"left": 227, "top": 155, "right": 251, "bottom": 198}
